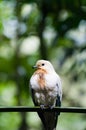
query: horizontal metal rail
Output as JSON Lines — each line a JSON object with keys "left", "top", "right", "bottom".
{"left": 0, "top": 106, "right": 86, "bottom": 113}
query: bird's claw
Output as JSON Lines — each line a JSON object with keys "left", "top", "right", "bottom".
{"left": 40, "top": 105, "right": 45, "bottom": 109}
{"left": 40, "top": 105, "right": 54, "bottom": 110}
{"left": 49, "top": 105, "right": 54, "bottom": 109}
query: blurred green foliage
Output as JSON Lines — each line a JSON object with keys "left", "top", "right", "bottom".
{"left": 0, "top": 0, "right": 86, "bottom": 130}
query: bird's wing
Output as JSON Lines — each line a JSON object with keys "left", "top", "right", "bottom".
{"left": 30, "top": 83, "right": 38, "bottom": 106}
{"left": 53, "top": 82, "right": 62, "bottom": 128}
{"left": 56, "top": 83, "right": 62, "bottom": 107}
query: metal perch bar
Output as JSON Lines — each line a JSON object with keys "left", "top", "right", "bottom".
{"left": 0, "top": 106, "right": 86, "bottom": 113}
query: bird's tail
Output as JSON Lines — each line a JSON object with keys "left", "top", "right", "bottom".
{"left": 45, "top": 126, "right": 57, "bottom": 130}
{"left": 44, "top": 117, "right": 58, "bottom": 130}
{"left": 38, "top": 111, "right": 58, "bottom": 130}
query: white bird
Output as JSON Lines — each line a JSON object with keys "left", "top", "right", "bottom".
{"left": 30, "top": 60, "right": 62, "bottom": 130}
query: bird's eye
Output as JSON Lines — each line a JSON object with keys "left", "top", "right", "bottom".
{"left": 42, "top": 63, "right": 45, "bottom": 66}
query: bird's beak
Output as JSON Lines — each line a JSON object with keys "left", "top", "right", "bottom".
{"left": 32, "top": 65, "right": 38, "bottom": 69}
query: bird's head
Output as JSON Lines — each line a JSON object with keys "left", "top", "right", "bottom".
{"left": 33, "top": 60, "right": 55, "bottom": 72}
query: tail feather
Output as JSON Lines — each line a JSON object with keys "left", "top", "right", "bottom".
{"left": 38, "top": 111, "right": 58, "bottom": 130}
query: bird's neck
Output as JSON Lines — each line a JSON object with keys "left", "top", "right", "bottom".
{"left": 34, "top": 68, "right": 47, "bottom": 89}
{"left": 34, "top": 68, "right": 47, "bottom": 75}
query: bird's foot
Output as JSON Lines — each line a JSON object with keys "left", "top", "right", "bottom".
{"left": 40, "top": 105, "right": 46, "bottom": 110}
{"left": 49, "top": 105, "right": 54, "bottom": 109}
{"left": 40, "top": 105, "right": 54, "bottom": 110}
